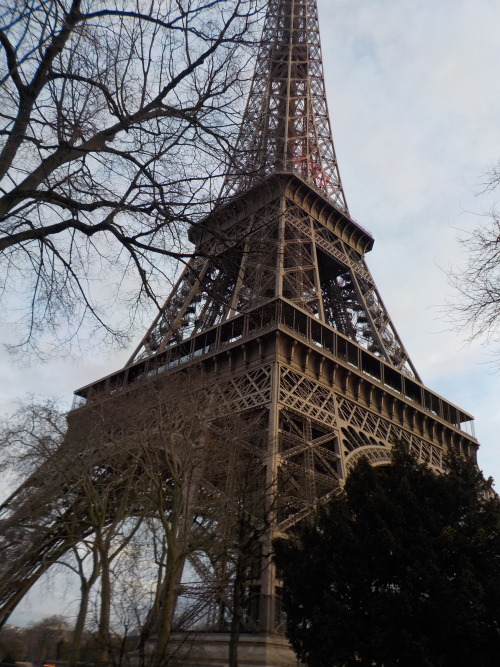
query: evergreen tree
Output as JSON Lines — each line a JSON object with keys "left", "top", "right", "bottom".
{"left": 274, "top": 445, "right": 500, "bottom": 667}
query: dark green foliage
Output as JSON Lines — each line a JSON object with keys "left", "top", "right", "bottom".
{"left": 274, "top": 445, "right": 500, "bottom": 667}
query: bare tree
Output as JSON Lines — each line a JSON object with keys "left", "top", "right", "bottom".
{"left": 0, "top": 398, "right": 147, "bottom": 664}
{"left": 64, "top": 477, "right": 143, "bottom": 666}
{"left": 0, "top": 624, "right": 27, "bottom": 664}
{"left": 25, "top": 615, "right": 70, "bottom": 666}
{"left": 99, "top": 376, "right": 219, "bottom": 666}
{"left": 61, "top": 541, "right": 101, "bottom": 667}
{"left": 0, "top": 372, "right": 268, "bottom": 664}
{"left": 0, "top": 366, "right": 280, "bottom": 667}
{"left": 219, "top": 433, "right": 271, "bottom": 667}
{"left": 90, "top": 393, "right": 275, "bottom": 667}
{"left": 448, "top": 164, "right": 500, "bottom": 358}
{"left": 0, "top": 399, "right": 78, "bottom": 622}
{"left": 0, "top": 0, "right": 262, "bottom": 353}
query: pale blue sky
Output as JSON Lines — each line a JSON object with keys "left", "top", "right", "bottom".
{"left": 318, "top": 0, "right": 500, "bottom": 478}
{"left": 2, "top": 0, "right": 500, "bottom": 625}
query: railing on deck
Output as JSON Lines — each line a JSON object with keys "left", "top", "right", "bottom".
{"left": 73, "top": 298, "right": 476, "bottom": 440}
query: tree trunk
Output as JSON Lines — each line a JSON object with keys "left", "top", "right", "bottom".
{"left": 97, "top": 549, "right": 111, "bottom": 666}
{"left": 228, "top": 561, "right": 245, "bottom": 667}
{"left": 69, "top": 555, "right": 100, "bottom": 667}
{"left": 69, "top": 580, "right": 90, "bottom": 667}
{"left": 153, "top": 554, "right": 186, "bottom": 667}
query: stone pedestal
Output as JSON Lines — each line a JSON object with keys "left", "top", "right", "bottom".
{"left": 167, "top": 633, "right": 301, "bottom": 667}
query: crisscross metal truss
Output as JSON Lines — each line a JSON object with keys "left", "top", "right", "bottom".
{"left": 277, "top": 408, "right": 341, "bottom": 532}
{"left": 0, "top": 360, "right": 452, "bottom": 631}
{"left": 336, "top": 396, "right": 444, "bottom": 471}
{"left": 279, "top": 366, "right": 337, "bottom": 427}
{"left": 129, "top": 194, "right": 418, "bottom": 380}
{"left": 193, "top": 363, "right": 447, "bottom": 534}
{"left": 212, "top": 365, "right": 273, "bottom": 412}
{"left": 275, "top": 365, "right": 445, "bottom": 530}
{"left": 279, "top": 365, "right": 444, "bottom": 469}
{"left": 281, "top": 200, "right": 418, "bottom": 378}
{"left": 223, "top": 0, "right": 348, "bottom": 212}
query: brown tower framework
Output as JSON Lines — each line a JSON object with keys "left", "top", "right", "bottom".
{"left": 0, "top": 1, "right": 479, "bottom": 664}
{"left": 78, "top": 0, "right": 478, "bottom": 660}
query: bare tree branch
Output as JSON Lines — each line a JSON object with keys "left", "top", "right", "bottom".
{"left": 0, "top": 0, "right": 263, "bottom": 353}
{"left": 448, "top": 211, "right": 500, "bottom": 351}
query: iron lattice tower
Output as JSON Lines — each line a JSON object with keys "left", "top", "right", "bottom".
{"left": 0, "top": 1, "right": 479, "bottom": 664}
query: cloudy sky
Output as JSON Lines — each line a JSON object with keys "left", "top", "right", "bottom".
{"left": 3, "top": 0, "right": 500, "bottom": 624}
{"left": 318, "top": 0, "right": 500, "bottom": 475}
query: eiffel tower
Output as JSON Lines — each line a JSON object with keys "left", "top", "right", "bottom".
{"left": 0, "top": 0, "right": 479, "bottom": 664}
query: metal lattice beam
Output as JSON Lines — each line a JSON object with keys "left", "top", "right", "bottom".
{"left": 223, "top": 0, "right": 348, "bottom": 212}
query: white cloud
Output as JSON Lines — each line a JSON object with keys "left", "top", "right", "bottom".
{"left": 318, "top": 0, "right": 500, "bottom": 476}
{"left": 1, "top": 0, "right": 500, "bottom": 623}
